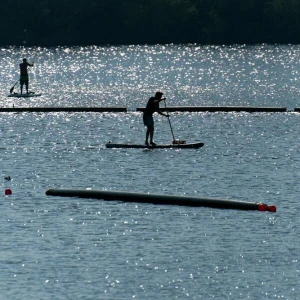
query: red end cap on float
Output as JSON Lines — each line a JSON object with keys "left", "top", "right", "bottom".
{"left": 258, "top": 203, "right": 277, "bottom": 212}
{"left": 258, "top": 203, "right": 268, "bottom": 211}
{"left": 268, "top": 205, "right": 277, "bottom": 213}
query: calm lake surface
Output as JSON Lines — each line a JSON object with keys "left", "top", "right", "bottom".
{"left": 0, "top": 44, "right": 299, "bottom": 299}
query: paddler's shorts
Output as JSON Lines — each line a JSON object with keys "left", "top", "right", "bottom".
{"left": 143, "top": 114, "right": 154, "bottom": 127}
{"left": 20, "top": 75, "right": 29, "bottom": 85}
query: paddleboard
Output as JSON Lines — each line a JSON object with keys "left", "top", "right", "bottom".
{"left": 106, "top": 141, "right": 204, "bottom": 149}
{"left": 7, "top": 92, "right": 42, "bottom": 98}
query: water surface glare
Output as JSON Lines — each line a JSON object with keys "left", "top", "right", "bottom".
{"left": 0, "top": 44, "right": 299, "bottom": 299}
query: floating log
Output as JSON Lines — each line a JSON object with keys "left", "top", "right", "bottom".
{"left": 0, "top": 107, "right": 127, "bottom": 113}
{"left": 137, "top": 106, "right": 286, "bottom": 113}
{"left": 45, "top": 188, "right": 276, "bottom": 212}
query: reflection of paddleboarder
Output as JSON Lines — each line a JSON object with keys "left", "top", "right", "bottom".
{"left": 20, "top": 58, "right": 34, "bottom": 94}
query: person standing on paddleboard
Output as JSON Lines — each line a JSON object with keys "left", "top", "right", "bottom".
{"left": 20, "top": 58, "right": 34, "bottom": 94}
{"left": 143, "top": 91, "right": 169, "bottom": 146}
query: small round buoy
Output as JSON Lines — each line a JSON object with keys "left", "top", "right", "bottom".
{"left": 5, "top": 188, "right": 12, "bottom": 195}
{"left": 258, "top": 203, "right": 268, "bottom": 211}
{"left": 268, "top": 205, "right": 277, "bottom": 213}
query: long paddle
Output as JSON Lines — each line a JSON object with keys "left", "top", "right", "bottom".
{"left": 163, "top": 99, "right": 186, "bottom": 144}
{"left": 9, "top": 80, "right": 19, "bottom": 94}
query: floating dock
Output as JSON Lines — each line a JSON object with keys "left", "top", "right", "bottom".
{"left": 45, "top": 188, "right": 276, "bottom": 212}
{"left": 137, "top": 106, "right": 287, "bottom": 113}
{"left": 0, "top": 107, "right": 127, "bottom": 113}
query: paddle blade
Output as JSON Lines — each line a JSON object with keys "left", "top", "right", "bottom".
{"left": 9, "top": 86, "right": 14, "bottom": 94}
{"left": 172, "top": 140, "right": 186, "bottom": 144}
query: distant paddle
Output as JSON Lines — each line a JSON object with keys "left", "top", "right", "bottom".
{"left": 9, "top": 80, "right": 19, "bottom": 94}
{"left": 163, "top": 99, "right": 186, "bottom": 144}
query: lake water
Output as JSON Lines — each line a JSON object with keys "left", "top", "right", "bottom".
{"left": 0, "top": 44, "right": 299, "bottom": 299}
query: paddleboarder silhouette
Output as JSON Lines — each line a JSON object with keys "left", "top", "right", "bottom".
{"left": 143, "top": 91, "right": 169, "bottom": 146}
{"left": 19, "top": 58, "right": 34, "bottom": 94}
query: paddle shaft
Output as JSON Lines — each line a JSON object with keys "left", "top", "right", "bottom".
{"left": 163, "top": 100, "right": 176, "bottom": 141}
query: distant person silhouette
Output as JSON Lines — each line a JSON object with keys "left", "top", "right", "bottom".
{"left": 143, "top": 91, "right": 169, "bottom": 146}
{"left": 20, "top": 58, "right": 34, "bottom": 94}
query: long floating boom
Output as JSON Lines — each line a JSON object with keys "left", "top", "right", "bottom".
{"left": 0, "top": 107, "right": 127, "bottom": 113}
{"left": 137, "top": 106, "right": 286, "bottom": 113}
{"left": 45, "top": 189, "right": 276, "bottom": 212}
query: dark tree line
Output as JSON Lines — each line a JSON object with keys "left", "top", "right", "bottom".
{"left": 1, "top": 0, "right": 300, "bottom": 46}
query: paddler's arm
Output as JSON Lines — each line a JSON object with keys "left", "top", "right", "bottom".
{"left": 157, "top": 109, "right": 169, "bottom": 117}
{"left": 157, "top": 98, "right": 169, "bottom": 117}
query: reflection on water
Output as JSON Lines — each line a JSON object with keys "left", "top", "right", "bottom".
{"left": 1, "top": 44, "right": 300, "bottom": 110}
{"left": 0, "top": 44, "right": 300, "bottom": 299}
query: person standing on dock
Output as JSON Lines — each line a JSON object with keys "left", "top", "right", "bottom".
{"left": 143, "top": 91, "right": 169, "bottom": 146}
{"left": 20, "top": 58, "right": 34, "bottom": 94}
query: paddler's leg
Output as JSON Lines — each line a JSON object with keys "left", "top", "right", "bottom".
{"left": 145, "top": 127, "right": 150, "bottom": 146}
{"left": 20, "top": 77, "right": 24, "bottom": 94}
{"left": 145, "top": 126, "right": 154, "bottom": 146}
{"left": 25, "top": 78, "right": 29, "bottom": 94}
{"left": 144, "top": 114, "right": 154, "bottom": 145}
{"left": 149, "top": 116, "right": 155, "bottom": 145}
{"left": 149, "top": 126, "right": 154, "bottom": 145}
